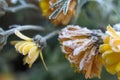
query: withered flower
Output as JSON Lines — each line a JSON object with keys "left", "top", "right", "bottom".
{"left": 59, "top": 25, "right": 103, "bottom": 79}
{"left": 11, "top": 30, "right": 48, "bottom": 70}
{"left": 39, "top": 0, "right": 76, "bottom": 26}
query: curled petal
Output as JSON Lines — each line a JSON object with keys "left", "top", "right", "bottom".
{"left": 102, "top": 50, "right": 113, "bottom": 59}
{"left": 14, "top": 41, "right": 25, "bottom": 53}
{"left": 110, "top": 39, "right": 120, "bottom": 52}
{"left": 103, "top": 53, "right": 120, "bottom": 65}
{"left": 22, "top": 43, "right": 36, "bottom": 55}
{"left": 15, "top": 30, "right": 32, "bottom": 41}
{"left": 18, "top": 42, "right": 32, "bottom": 53}
{"left": 11, "top": 41, "right": 20, "bottom": 45}
{"left": 116, "top": 62, "right": 120, "bottom": 72}
{"left": 23, "top": 49, "right": 39, "bottom": 68}
{"left": 106, "top": 25, "right": 120, "bottom": 39}
{"left": 99, "top": 44, "right": 111, "bottom": 53}
{"left": 104, "top": 62, "right": 117, "bottom": 74}
{"left": 28, "top": 46, "right": 38, "bottom": 58}
{"left": 28, "top": 50, "right": 39, "bottom": 68}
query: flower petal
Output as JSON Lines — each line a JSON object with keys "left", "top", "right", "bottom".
{"left": 99, "top": 44, "right": 111, "bottom": 53}
{"left": 102, "top": 50, "right": 113, "bottom": 59}
{"left": 104, "top": 53, "right": 120, "bottom": 65}
{"left": 18, "top": 42, "right": 31, "bottom": 53}
{"left": 28, "top": 46, "right": 38, "bottom": 58}
{"left": 110, "top": 39, "right": 120, "bottom": 52}
{"left": 106, "top": 25, "right": 120, "bottom": 38}
{"left": 116, "top": 62, "right": 120, "bottom": 72}
{"left": 11, "top": 41, "right": 21, "bottom": 45}
{"left": 22, "top": 42, "right": 36, "bottom": 55}
{"left": 40, "top": 50, "right": 48, "bottom": 70}
{"left": 15, "top": 41, "right": 25, "bottom": 52}
{"left": 15, "top": 30, "right": 32, "bottom": 41}
{"left": 104, "top": 63, "right": 117, "bottom": 74}
{"left": 27, "top": 49, "right": 39, "bottom": 68}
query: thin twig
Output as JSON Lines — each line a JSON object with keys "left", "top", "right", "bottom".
{"left": 1, "top": 25, "right": 44, "bottom": 36}
{"left": 44, "top": 30, "right": 59, "bottom": 40}
{"left": 4, "top": 4, "right": 38, "bottom": 12}
{"left": 19, "top": 0, "right": 27, "bottom": 5}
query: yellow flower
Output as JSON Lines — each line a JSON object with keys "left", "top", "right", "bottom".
{"left": 11, "top": 30, "right": 48, "bottom": 70}
{"left": 39, "top": 0, "right": 76, "bottom": 26}
{"left": 59, "top": 25, "right": 102, "bottom": 79}
{"left": 99, "top": 25, "right": 120, "bottom": 80}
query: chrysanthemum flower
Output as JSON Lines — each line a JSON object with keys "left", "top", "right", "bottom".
{"left": 99, "top": 25, "right": 120, "bottom": 80}
{"left": 59, "top": 25, "right": 102, "bottom": 79}
{"left": 39, "top": 0, "right": 76, "bottom": 25}
{"left": 11, "top": 30, "right": 48, "bottom": 70}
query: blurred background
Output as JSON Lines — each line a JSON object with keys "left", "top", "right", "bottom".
{"left": 0, "top": 0, "right": 120, "bottom": 80}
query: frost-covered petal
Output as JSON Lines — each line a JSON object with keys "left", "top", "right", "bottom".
{"left": 28, "top": 46, "right": 38, "bottom": 58}
{"left": 18, "top": 42, "right": 31, "bottom": 53}
{"left": 15, "top": 41, "right": 25, "bottom": 52}
{"left": 22, "top": 42, "right": 36, "bottom": 55}
{"left": 15, "top": 30, "right": 32, "bottom": 41}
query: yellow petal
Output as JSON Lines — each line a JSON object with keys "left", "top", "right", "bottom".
{"left": 103, "top": 35, "right": 110, "bottom": 44}
{"left": 22, "top": 42, "right": 35, "bottom": 55}
{"left": 27, "top": 49, "right": 39, "bottom": 68}
{"left": 39, "top": 0, "right": 50, "bottom": 16}
{"left": 40, "top": 50, "right": 48, "bottom": 70}
{"left": 104, "top": 63, "right": 117, "bottom": 74}
{"left": 23, "top": 56, "right": 27, "bottom": 65}
{"left": 102, "top": 50, "right": 113, "bottom": 59}
{"left": 15, "top": 30, "right": 32, "bottom": 41}
{"left": 116, "top": 62, "right": 120, "bottom": 72}
{"left": 105, "top": 53, "right": 120, "bottom": 65}
{"left": 106, "top": 25, "right": 120, "bottom": 38}
{"left": 11, "top": 41, "right": 21, "bottom": 45}
{"left": 18, "top": 42, "right": 31, "bottom": 53}
{"left": 15, "top": 41, "right": 25, "bottom": 52}
{"left": 110, "top": 39, "right": 120, "bottom": 52}
{"left": 99, "top": 44, "right": 111, "bottom": 53}
{"left": 28, "top": 46, "right": 38, "bottom": 58}
{"left": 29, "top": 50, "right": 39, "bottom": 68}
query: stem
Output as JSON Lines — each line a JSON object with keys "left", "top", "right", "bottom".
{"left": 1, "top": 25, "right": 44, "bottom": 36}
{"left": 44, "top": 30, "right": 59, "bottom": 40}
{"left": 19, "top": 0, "right": 27, "bottom": 5}
{"left": 4, "top": 4, "right": 38, "bottom": 12}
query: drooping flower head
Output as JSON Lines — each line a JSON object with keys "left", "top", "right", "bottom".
{"left": 39, "top": 0, "right": 76, "bottom": 25}
{"left": 11, "top": 30, "right": 48, "bottom": 70}
{"left": 99, "top": 25, "right": 120, "bottom": 80}
{"left": 59, "top": 25, "right": 103, "bottom": 79}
